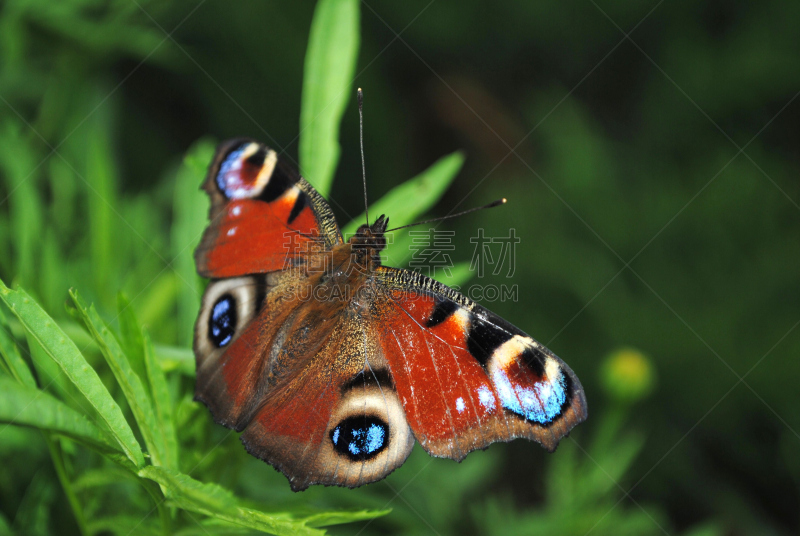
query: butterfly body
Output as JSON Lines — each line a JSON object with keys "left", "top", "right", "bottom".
{"left": 194, "top": 139, "right": 587, "bottom": 491}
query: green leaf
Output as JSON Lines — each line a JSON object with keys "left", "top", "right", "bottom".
{"left": 138, "top": 272, "right": 181, "bottom": 329}
{"left": 0, "top": 280, "right": 144, "bottom": 467}
{"left": 0, "top": 377, "right": 131, "bottom": 467}
{"left": 172, "top": 139, "right": 214, "bottom": 347}
{"left": 12, "top": 470, "right": 53, "bottom": 536}
{"left": 301, "top": 509, "right": 392, "bottom": 528}
{"left": 140, "top": 466, "right": 387, "bottom": 535}
{"left": 70, "top": 289, "right": 165, "bottom": 467}
{"left": 153, "top": 344, "right": 195, "bottom": 376}
{"left": 24, "top": 331, "right": 78, "bottom": 412}
{"left": 116, "top": 293, "right": 147, "bottom": 381}
{"left": 140, "top": 466, "right": 237, "bottom": 512}
{"left": 143, "top": 329, "right": 179, "bottom": 470}
{"left": 86, "top": 515, "right": 162, "bottom": 536}
{"left": 0, "top": 121, "right": 44, "bottom": 288}
{"left": 299, "top": 0, "right": 360, "bottom": 196}
{"left": 86, "top": 110, "right": 118, "bottom": 309}
{"left": 341, "top": 151, "right": 465, "bottom": 237}
{"left": 0, "top": 306, "right": 36, "bottom": 388}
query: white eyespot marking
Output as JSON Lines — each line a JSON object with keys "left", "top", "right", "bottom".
{"left": 281, "top": 185, "right": 301, "bottom": 204}
{"left": 227, "top": 227, "right": 236, "bottom": 237}
{"left": 455, "top": 397, "right": 466, "bottom": 413}
{"left": 477, "top": 385, "right": 497, "bottom": 412}
{"left": 231, "top": 205, "right": 242, "bottom": 217}
{"left": 451, "top": 308, "right": 471, "bottom": 331}
{"left": 486, "top": 335, "right": 567, "bottom": 424}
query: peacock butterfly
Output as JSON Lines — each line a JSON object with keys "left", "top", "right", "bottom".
{"left": 193, "top": 99, "right": 587, "bottom": 491}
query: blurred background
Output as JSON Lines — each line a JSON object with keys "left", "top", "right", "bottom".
{"left": 0, "top": 1, "right": 798, "bottom": 535}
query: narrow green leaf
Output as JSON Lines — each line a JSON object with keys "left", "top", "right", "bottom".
{"left": 86, "top": 112, "right": 118, "bottom": 309}
{"left": 140, "top": 466, "right": 236, "bottom": 511}
{"left": 86, "top": 516, "right": 161, "bottom": 536}
{"left": 139, "top": 466, "right": 329, "bottom": 536}
{"left": 72, "top": 466, "right": 140, "bottom": 493}
{"left": 0, "top": 306, "right": 36, "bottom": 388}
{"left": 0, "top": 280, "right": 144, "bottom": 467}
{"left": 70, "top": 289, "right": 165, "bottom": 467}
{"left": 301, "top": 509, "right": 392, "bottom": 528}
{"left": 138, "top": 271, "right": 181, "bottom": 329}
{"left": 24, "top": 331, "right": 79, "bottom": 412}
{"left": 12, "top": 470, "right": 53, "bottom": 536}
{"left": 0, "top": 121, "right": 44, "bottom": 287}
{"left": 143, "top": 329, "right": 179, "bottom": 470}
{"left": 154, "top": 344, "right": 195, "bottom": 376}
{"left": 299, "top": 0, "right": 360, "bottom": 196}
{"left": 116, "top": 293, "right": 147, "bottom": 383}
{"left": 0, "top": 377, "right": 131, "bottom": 467}
{"left": 341, "top": 151, "right": 465, "bottom": 237}
{"left": 38, "top": 230, "right": 65, "bottom": 314}
{"left": 171, "top": 139, "right": 213, "bottom": 346}
{"left": 172, "top": 523, "right": 254, "bottom": 536}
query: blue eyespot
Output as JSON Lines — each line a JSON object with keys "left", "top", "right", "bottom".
{"left": 491, "top": 369, "right": 567, "bottom": 424}
{"left": 209, "top": 294, "right": 237, "bottom": 347}
{"left": 330, "top": 416, "right": 389, "bottom": 461}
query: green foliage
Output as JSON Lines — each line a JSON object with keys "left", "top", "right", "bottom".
{"left": 0, "top": 0, "right": 794, "bottom": 535}
{"left": 300, "top": 0, "right": 360, "bottom": 196}
{"left": 0, "top": 280, "right": 144, "bottom": 468}
{"left": 0, "top": 377, "right": 122, "bottom": 459}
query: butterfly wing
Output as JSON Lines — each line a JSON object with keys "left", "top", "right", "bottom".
{"left": 194, "top": 139, "right": 342, "bottom": 279}
{"left": 239, "top": 295, "right": 415, "bottom": 491}
{"left": 371, "top": 266, "right": 587, "bottom": 458}
{"left": 193, "top": 139, "right": 586, "bottom": 490}
{"left": 193, "top": 140, "right": 343, "bottom": 429}
{"left": 193, "top": 145, "right": 416, "bottom": 490}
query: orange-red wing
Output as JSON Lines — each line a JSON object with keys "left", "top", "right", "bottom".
{"left": 373, "top": 267, "right": 587, "bottom": 457}
{"left": 239, "top": 307, "right": 415, "bottom": 491}
{"left": 194, "top": 139, "right": 342, "bottom": 279}
{"left": 195, "top": 269, "right": 416, "bottom": 491}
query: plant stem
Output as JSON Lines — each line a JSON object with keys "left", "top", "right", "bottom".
{"left": 142, "top": 478, "right": 171, "bottom": 536}
{"left": 44, "top": 435, "right": 89, "bottom": 536}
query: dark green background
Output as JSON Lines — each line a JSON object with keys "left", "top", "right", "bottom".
{"left": 1, "top": 1, "right": 798, "bottom": 535}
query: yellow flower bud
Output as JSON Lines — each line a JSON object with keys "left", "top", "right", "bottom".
{"left": 600, "top": 347, "right": 656, "bottom": 402}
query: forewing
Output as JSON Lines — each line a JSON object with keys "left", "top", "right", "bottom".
{"left": 372, "top": 267, "right": 587, "bottom": 458}
{"left": 194, "top": 139, "right": 342, "bottom": 278}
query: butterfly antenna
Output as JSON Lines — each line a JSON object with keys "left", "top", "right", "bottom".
{"left": 385, "top": 198, "right": 507, "bottom": 233}
{"left": 358, "top": 88, "right": 369, "bottom": 226}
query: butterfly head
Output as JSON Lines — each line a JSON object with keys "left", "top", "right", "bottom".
{"left": 349, "top": 214, "right": 389, "bottom": 268}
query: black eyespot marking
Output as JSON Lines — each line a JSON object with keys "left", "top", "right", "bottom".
{"left": 245, "top": 146, "right": 267, "bottom": 168}
{"left": 330, "top": 416, "right": 389, "bottom": 461}
{"left": 258, "top": 162, "right": 294, "bottom": 202}
{"left": 467, "top": 317, "right": 514, "bottom": 366}
{"left": 209, "top": 294, "right": 237, "bottom": 348}
{"left": 520, "top": 345, "right": 546, "bottom": 377}
{"left": 288, "top": 191, "right": 307, "bottom": 224}
{"left": 426, "top": 298, "right": 458, "bottom": 328}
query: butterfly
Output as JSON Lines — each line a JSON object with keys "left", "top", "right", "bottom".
{"left": 193, "top": 135, "right": 587, "bottom": 492}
